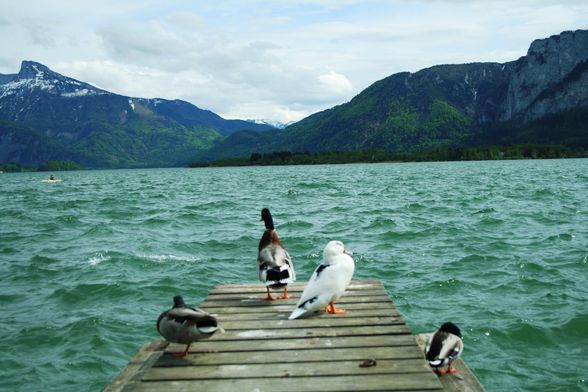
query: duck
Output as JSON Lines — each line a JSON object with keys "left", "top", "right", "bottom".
{"left": 288, "top": 240, "right": 355, "bottom": 320}
{"left": 156, "top": 295, "right": 221, "bottom": 357}
{"left": 424, "top": 322, "right": 464, "bottom": 374}
{"left": 258, "top": 208, "right": 296, "bottom": 300}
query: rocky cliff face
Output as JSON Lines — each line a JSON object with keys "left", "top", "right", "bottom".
{"left": 502, "top": 29, "right": 588, "bottom": 122}
{"left": 264, "top": 29, "right": 588, "bottom": 155}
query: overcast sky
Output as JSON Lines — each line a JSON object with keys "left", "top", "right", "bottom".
{"left": 1, "top": 1, "right": 587, "bottom": 123}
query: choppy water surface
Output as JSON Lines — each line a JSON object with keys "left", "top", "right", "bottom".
{"left": 0, "top": 159, "right": 587, "bottom": 391}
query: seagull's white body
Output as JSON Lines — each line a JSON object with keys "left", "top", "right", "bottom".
{"left": 289, "top": 240, "right": 355, "bottom": 320}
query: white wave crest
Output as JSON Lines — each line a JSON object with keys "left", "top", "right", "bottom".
{"left": 88, "top": 253, "right": 111, "bottom": 265}
{"left": 140, "top": 254, "right": 200, "bottom": 263}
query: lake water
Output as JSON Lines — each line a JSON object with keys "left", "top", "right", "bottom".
{"left": 0, "top": 159, "right": 587, "bottom": 391}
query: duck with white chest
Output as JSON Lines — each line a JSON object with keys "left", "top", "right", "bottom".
{"left": 289, "top": 240, "right": 355, "bottom": 320}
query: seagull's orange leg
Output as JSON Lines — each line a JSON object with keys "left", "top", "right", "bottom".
{"left": 325, "top": 301, "right": 346, "bottom": 314}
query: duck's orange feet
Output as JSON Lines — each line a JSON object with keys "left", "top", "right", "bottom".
{"left": 172, "top": 344, "right": 190, "bottom": 357}
{"left": 264, "top": 288, "right": 277, "bottom": 300}
{"left": 446, "top": 366, "right": 459, "bottom": 374}
{"left": 325, "top": 303, "right": 347, "bottom": 314}
{"left": 278, "top": 288, "right": 290, "bottom": 299}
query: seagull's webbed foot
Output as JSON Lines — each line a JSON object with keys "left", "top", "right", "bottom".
{"left": 325, "top": 302, "right": 347, "bottom": 314}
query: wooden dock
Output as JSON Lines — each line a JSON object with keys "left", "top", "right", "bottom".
{"left": 106, "top": 280, "right": 484, "bottom": 392}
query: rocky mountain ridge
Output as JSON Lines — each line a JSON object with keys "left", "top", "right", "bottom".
{"left": 502, "top": 29, "right": 588, "bottom": 122}
{"left": 0, "top": 61, "right": 272, "bottom": 167}
{"left": 1, "top": 29, "right": 587, "bottom": 168}
{"left": 200, "top": 29, "right": 587, "bottom": 160}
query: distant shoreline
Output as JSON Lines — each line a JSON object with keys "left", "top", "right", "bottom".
{"left": 189, "top": 144, "right": 588, "bottom": 168}
{"left": 2, "top": 144, "right": 586, "bottom": 172}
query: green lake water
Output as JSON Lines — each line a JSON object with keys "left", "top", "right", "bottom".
{"left": 0, "top": 159, "right": 587, "bottom": 391}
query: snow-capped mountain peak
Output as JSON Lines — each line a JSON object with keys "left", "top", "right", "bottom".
{"left": 0, "top": 60, "right": 108, "bottom": 100}
{"left": 246, "top": 119, "right": 296, "bottom": 129}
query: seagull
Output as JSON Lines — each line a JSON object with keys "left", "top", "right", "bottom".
{"left": 156, "top": 295, "right": 221, "bottom": 357}
{"left": 289, "top": 240, "right": 355, "bottom": 319}
{"left": 424, "top": 322, "right": 464, "bottom": 374}
{"left": 258, "top": 208, "right": 296, "bottom": 300}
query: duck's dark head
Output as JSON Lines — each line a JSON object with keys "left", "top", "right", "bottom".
{"left": 172, "top": 295, "right": 186, "bottom": 308}
{"left": 261, "top": 208, "right": 275, "bottom": 230}
{"left": 440, "top": 322, "right": 462, "bottom": 338}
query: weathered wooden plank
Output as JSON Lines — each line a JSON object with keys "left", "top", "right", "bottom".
{"left": 201, "top": 301, "right": 399, "bottom": 314}
{"left": 135, "top": 373, "right": 443, "bottom": 392}
{"left": 104, "top": 341, "right": 166, "bottom": 392}
{"left": 415, "top": 334, "right": 486, "bottom": 392}
{"left": 200, "top": 295, "right": 393, "bottom": 308}
{"left": 218, "top": 315, "right": 405, "bottom": 329}
{"left": 208, "top": 308, "right": 402, "bottom": 320}
{"left": 165, "top": 334, "right": 418, "bottom": 353}
{"left": 210, "top": 280, "right": 385, "bottom": 293}
{"left": 206, "top": 289, "right": 390, "bottom": 300}
{"left": 206, "top": 324, "right": 410, "bottom": 341}
{"left": 154, "top": 346, "right": 426, "bottom": 367}
{"left": 143, "top": 358, "right": 431, "bottom": 381}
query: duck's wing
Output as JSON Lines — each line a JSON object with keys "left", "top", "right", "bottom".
{"left": 258, "top": 244, "right": 295, "bottom": 284}
{"left": 438, "top": 333, "right": 463, "bottom": 361}
{"left": 425, "top": 330, "right": 447, "bottom": 361}
{"left": 258, "top": 243, "right": 291, "bottom": 267}
{"left": 300, "top": 259, "right": 352, "bottom": 299}
{"left": 166, "top": 308, "right": 218, "bottom": 331}
{"left": 288, "top": 264, "right": 335, "bottom": 319}
{"left": 425, "top": 330, "right": 463, "bottom": 367}
{"left": 156, "top": 310, "right": 169, "bottom": 335}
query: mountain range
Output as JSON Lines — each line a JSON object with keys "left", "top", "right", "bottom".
{"left": 0, "top": 62, "right": 272, "bottom": 168}
{"left": 197, "top": 29, "right": 588, "bottom": 161}
{"left": 1, "top": 29, "right": 587, "bottom": 169}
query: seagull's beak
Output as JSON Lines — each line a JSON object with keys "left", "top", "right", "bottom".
{"left": 344, "top": 249, "right": 353, "bottom": 256}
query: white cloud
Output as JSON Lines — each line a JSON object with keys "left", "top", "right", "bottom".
{"left": 318, "top": 71, "right": 353, "bottom": 94}
{"left": 1, "top": 0, "right": 588, "bottom": 122}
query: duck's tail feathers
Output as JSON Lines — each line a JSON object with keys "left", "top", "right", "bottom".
{"left": 198, "top": 325, "right": 220, "bottom": 334}
{"left": 288, "top": 295, "right": 319, "bottom": 320}
{"left": 288, "top": 307, "right": 306, "bottom": 320}
{"left": 428, "top": 352, "right": 460, "bottom": 369}
{"left": 264, "top": 265, "right": 295, "bottom": 286}
{"left": 428, "top": 358, "right": 449, "bottom": 369}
